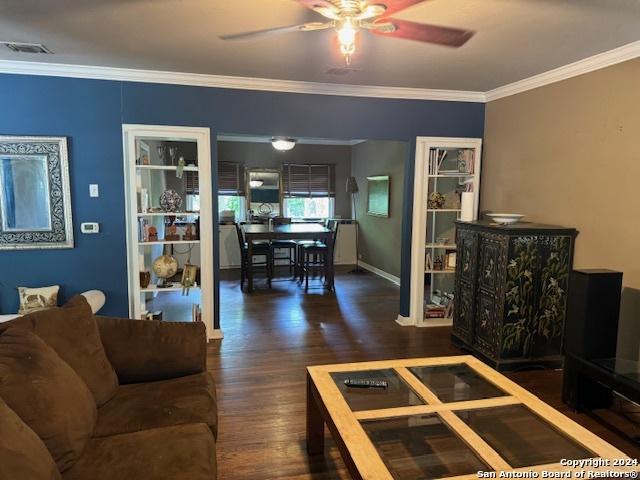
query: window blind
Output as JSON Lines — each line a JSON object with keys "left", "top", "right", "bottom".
{"left": 218, "top": 162, "right": 243, "bottom": 196}
{"left": 282, "top": 164, "right": 335, "bottom": 198}
{"left": 185, "top": 171, "right": 199, "bottom": 195}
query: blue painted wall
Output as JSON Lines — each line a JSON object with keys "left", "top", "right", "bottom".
{"left": 0, "top": 74, "right": 484, "bottom": 324}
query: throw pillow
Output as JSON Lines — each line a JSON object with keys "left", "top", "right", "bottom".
{"left": 0, "top": 396, "right": 61, "bottom": 480}
{"left": 0, "top": 327, "right": 97, "bottom": 472}
{"left": 0, "top": 295, "right": 119, "bottom": 405}
{"left": 17, "top": 285, "right": 60, "bottom": 314}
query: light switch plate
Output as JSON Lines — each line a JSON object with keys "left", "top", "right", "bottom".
{"left": 89, "top": 184, "right": 99, "bottom": 197}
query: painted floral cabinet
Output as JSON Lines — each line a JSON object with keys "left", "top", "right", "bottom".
{"left": 453, "top": 221, "right": 578, "bottom": 370}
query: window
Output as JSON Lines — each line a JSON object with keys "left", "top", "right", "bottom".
{"left": 218, "top": 195, "right": 245, "bottom": 221}
{"left": 284, "top": 197, "right": 334, "bottom": 219}
{"left": 217, "top": 161, "right": 245, "bottom": 221}
{"left": 282, "top": 163, "right": 335, "bottom": 219}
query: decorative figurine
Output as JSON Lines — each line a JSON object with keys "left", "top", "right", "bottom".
{"left": 164, "top": 221, "right": 180, "bottom": 241}
{"left": 176, "top": 156, "right": 185, "bottom": 179}
{"left": 159, "top": 189, "right": 182, "bottom": 212}
{"left": 139, "top": 271, "right": 151, "bottom": 288}
{"left": 181, "top": 263, "right": 198, "bottom": 296}
{"left": 148, "top": 225, "right": 158, "bottom": 242}
{"left": 182, "top": 223, "right": 198, "bottom": 241}
{"left": 428, "top": 191, "right": 445, "bottom": 210}
{"left": 433, "top": 255, "right": 444, "bottom": 271}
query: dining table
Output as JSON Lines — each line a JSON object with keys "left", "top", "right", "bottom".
{"left": 241, "top": 223, "right": 334, "bottom": 293}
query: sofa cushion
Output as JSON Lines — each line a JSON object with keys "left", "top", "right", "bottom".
{"left": 62, "top": 424, "right": 216, "bottom": 480}
{"left": 0, "top": 327, "right": 97, "bottom": 472}
{"left": 0, "top": 295, "right": 118, "bottom": 405}
{"left": 0, "top": 396, "right": 61, "bottom": 480}
{"left": 95, "top": 372, "right": 217, "bottom": 438}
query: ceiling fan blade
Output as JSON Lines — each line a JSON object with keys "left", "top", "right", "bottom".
{"left": 355, "top": 4, "right": 388, "bottom": 20}
{"left": 371, "top": 18, "right": 474, "bottom": 47}
{"left": 295, "top": 0, "right": 341, "bottom": 20}
{"left": 220, "top": 22, "right": 332, "bottom": 40}
{"left": 377, "top": 0, "right": 430, "bottom": 17}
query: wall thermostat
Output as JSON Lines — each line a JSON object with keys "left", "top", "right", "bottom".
{"left": 81, "top": 222, "right": 100, "bottom": 234}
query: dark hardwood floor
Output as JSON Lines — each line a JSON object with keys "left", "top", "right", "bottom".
{"left": 209, "top": 267, "right": 639, "bottom": 479}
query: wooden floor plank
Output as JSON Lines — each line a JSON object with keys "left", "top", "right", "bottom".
{"left": 209, "top": 267, "right": 640, "bottom": 479}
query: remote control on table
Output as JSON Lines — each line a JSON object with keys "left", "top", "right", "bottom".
{"left": 344, "top": 379, "right": 388, "bottom": 389}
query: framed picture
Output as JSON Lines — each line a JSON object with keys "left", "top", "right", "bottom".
{"left": 0, "top": 136, "right": 74, "bottom": 250}
{"left": 446, "top": 251, "right": 457, "bottom": 270}
{"left": 181, "top": 263, "right": 199, "bottom": 292}
{"left": 366, "top": 175, "right": 390, "bottom": 217}
{"left": 137, "top": 140, "right": 151, "bottom": 165}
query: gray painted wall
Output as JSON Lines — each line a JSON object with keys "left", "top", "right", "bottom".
{"left": 351, "top": 140, "right": 407, "bottom": 278}
{"left": 217, "top": 141, "right": 353, "bottom": 219}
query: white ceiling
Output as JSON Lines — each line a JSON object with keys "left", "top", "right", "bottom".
{"left": 0, "top": 0, "right": 639, "bottom": 92}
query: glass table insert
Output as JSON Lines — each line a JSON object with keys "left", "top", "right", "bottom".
{"left": 307, "top": 356, "right": 633, "bottom": 480}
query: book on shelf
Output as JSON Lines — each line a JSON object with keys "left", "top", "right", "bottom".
{"left": 425, "top": 303, "right": 446, "bottom": 318}
{"left": 425, "top": 252, "right": 433, "bottom": 271}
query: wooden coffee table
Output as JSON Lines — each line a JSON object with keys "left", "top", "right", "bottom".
{"left": 306, "top": 355, "right": 636, "bottom": 480}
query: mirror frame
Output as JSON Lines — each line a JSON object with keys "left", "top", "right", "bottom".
{"left": 0, "top": 136, "right": 74, "bottom": 250}
{"left": 245, "top": 168, "right": 282, "bottom": 215}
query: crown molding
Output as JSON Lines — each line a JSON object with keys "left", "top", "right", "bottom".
{"left": 0, "top": 59, "right": 485, "bottom": 103}
{"left": 2, "top": 39, "right": 640, "bottom": 104}
{"left": 485, "top": 40, "right": 640, "bottom": 102}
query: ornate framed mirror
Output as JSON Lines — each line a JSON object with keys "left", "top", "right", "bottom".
{"left": 246, "top": 168, "right": 281, "bottom": 219}
{"left": 0, "top": 136, "right": 74, "bottom": 250}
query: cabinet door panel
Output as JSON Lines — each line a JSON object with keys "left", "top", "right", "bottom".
{"left": 456, "top": 229, "right": 477, "bottom": 284}
{"left": 453, "top": 282, "right": 474, "bottom": 343}
{"left": 475, "top": 292, "right": 500, "bottom": 357}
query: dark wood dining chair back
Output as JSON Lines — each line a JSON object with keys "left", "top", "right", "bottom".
{"left": 327, "top": 220, "right": 339, "bottom": 248}
{"left": 273, "top": 217, "right": 292, "bottom": 225}
{"left": 234, "top": 222, "right": 246, "bottom": 250}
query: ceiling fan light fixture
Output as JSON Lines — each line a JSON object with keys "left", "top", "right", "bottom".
{"left": 271, "top": 137, "right": 296, "bottom": 151}
{"left": 337, "top": 18, "right": 358, "bottom": 65}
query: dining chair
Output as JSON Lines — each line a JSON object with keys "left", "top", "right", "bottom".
{"left": 298, "top": 220, "right": 339, "bottom": 292}
{"left": 235, "top": 222, "right": 272, "bottom": 290}
{"left": 270, "top": 217, "right": 297, "bottom": 277}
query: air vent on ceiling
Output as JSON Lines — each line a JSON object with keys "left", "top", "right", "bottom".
{"left": 326, "top": 67, "right": 356, "bottom": 76}
{"left": 2, "top": 42, "right": 53, "bottom": 54}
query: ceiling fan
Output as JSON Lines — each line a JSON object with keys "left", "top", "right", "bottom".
{"left": 220, "top": 0, "right": 474, "bottom": 65}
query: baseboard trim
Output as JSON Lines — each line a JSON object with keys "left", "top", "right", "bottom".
{"left": 208, "top": 329, "right": 224, "bottom": 340}
{"left": 417, "top": 318, "right": 454, "bottom": 328}
{"left": 357, "top": 260, "right": 401, "bottom": 286}
{"left": 395, "top": 315, "right": 415, "bottom": 327}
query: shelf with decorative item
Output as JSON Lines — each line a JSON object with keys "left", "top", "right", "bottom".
{"left": 139, "top": 240, "right": 201, "bottom": 246}
{"left": 424, "top": 269, "right": 456, "bottom": 274}
{"left": 425, "top": 243, "right": 457, "bottom": 249}
{"left": 140, "top": 282, "right": 200, "bottom": 293}
{"left": 428, "top": 173, "right": 474, "bottom": 178}
{"left": 136, "top": 165, "right": 199, "bottom": 172}
{"left": 137, "top": 212, "right": 200, "bottom": 217}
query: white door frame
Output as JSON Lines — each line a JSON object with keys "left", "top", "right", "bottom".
{"left": 404, "top": 136, "right": 483, "bottom": 327}
{"left": 122, "top": 124, "right": 220, "bottom": 340}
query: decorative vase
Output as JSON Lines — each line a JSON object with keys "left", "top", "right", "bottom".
{"left": 159, "top": 189, "right": 183, "bottom": 213}
{"left": 428, "top": 192, "right": 445, "bottom": 209}
{"left": 139, "top": 271, "right": 151, "bottom": 289}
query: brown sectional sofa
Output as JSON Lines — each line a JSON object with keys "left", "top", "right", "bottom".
{"left": 0, "top": 296, "right": 217, "bottom": 480}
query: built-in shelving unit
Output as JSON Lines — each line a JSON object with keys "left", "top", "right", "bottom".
{"left": 123, "top": 124, "right": 219, "bottom": 339}
{"left": 403, "top": 137, "right": 482, "bottom": 328}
